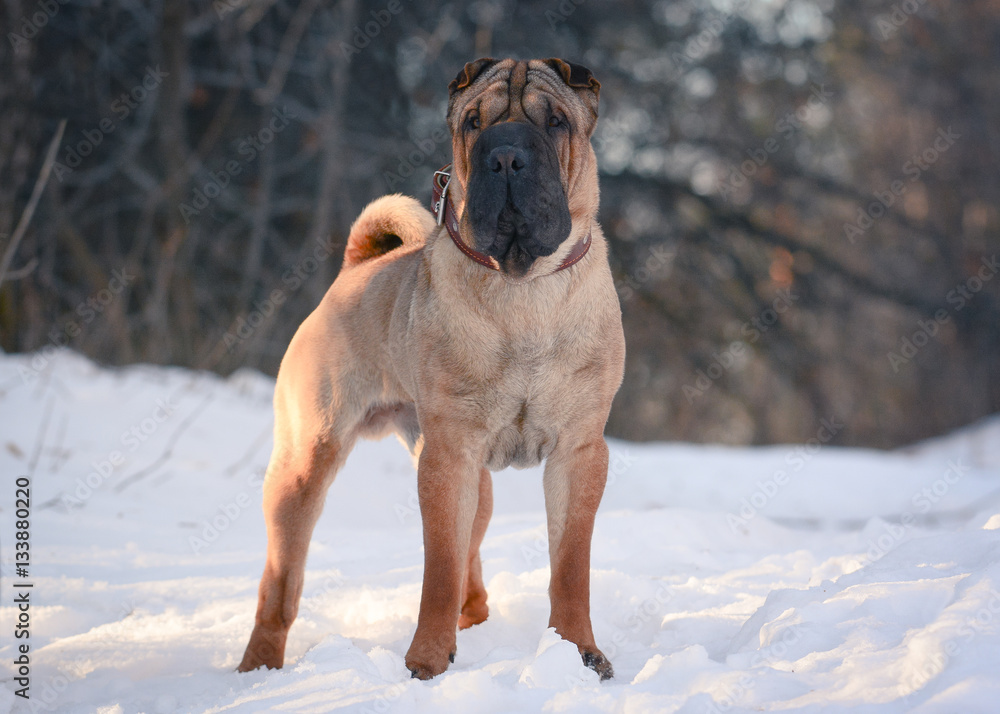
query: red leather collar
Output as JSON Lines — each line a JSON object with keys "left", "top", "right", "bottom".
{"left": 431, "top": 164, "right": 591, "bottom": 273}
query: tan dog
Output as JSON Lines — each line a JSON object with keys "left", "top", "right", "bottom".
{"left": 238, "top": 57, "right": 625, "bottom": 681}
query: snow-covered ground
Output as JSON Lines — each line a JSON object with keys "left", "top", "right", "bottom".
{"left": 1, "top": 349, "right": 999, "bottom": 713}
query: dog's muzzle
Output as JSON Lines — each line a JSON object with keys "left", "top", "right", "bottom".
{"left": 465, "top": 122, "right": 573, "bottom": 277}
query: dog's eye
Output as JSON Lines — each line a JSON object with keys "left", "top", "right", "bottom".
{"left": 548, "top": 115, "right": 564, "bottom": 129}
{"left": 466, "top": 114, "right": 480, "bottom": 131}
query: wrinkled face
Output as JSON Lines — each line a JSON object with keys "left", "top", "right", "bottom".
{"left": 446, "top": 58, "right": 601, "bottom": 279}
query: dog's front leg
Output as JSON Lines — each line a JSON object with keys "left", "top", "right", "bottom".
{"left": 543, "top": 435, "right": 614, "bottom": 680}
{"left": 405, "top": 435, "right": 482, "bottom": 679}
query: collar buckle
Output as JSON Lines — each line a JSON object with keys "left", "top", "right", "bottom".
{"left": 432, "top": 168, "right": 451, "bottom": 227}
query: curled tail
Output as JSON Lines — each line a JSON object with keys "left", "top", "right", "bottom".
{"left": 342, "top": 194, "right": 436, "bottom": 269}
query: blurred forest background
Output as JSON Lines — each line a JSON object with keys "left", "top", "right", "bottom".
{"left": 1, "top": 0, "right": 998, "bottom": 447}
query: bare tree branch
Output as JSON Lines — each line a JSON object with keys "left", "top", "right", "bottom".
{"left": 0, "top": 118, "right": 66, "bottom": 289}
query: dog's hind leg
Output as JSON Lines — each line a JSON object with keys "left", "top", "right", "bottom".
{"left": 459, "top": 468, "right": 493, "bottom": 630}
{"left": 237, "top": 435, "right": 350, "bottom": 672}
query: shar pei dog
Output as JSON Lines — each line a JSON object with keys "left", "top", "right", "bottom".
{"left": 238, "top": 57, "right": 625, "bottom": 680}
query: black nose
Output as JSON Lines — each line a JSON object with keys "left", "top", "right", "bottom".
{"left": 488, "top": 145, "right": 528, "bottom": 174}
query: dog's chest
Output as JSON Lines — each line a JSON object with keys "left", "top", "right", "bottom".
{"left": 476, "top": 336, "right": 580, "bottom": 471}
{"left": 410, "top": 261, "right": 617, "bottom": 472}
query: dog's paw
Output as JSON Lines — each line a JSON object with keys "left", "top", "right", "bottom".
{"left": 405, "top": 649, "right": 456, "bottom": 680}
{"left": 237, "top": 646, "right": 281, "bottom": 672}
{"left": 458, "top": 601, "right": 489, "bottom": 629}
{"left": 582, "top": 650, "right": 614, "bottom": 681}
{"left": 237, "top": 627, "right": 287, "bottom": 672}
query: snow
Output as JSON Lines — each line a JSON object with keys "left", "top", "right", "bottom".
{"left": 1, "top": 348, "right": 999, "bottom": 713}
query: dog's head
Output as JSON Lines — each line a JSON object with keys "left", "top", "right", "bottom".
{"left": 446, "top": 58, "right": 601, "bottom": 279}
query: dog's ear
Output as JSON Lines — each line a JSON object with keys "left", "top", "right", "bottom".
{"left": 449, "top": 58, "right": 498, "bottom": 98}
{"left": 447, "top": 58, "right": 499, "bottom": 126}
{"left": 544, "top": 58, "right": 600, "bottom": 120}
